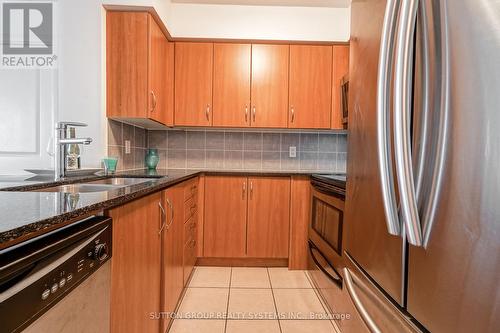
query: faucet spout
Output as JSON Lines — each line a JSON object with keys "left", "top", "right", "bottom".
{"left": 59, "top": 138, "right": 93, "bottom": 145}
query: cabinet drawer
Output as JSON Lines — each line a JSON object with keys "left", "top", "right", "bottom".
{"left": 183, "top": 239, "right": 197, "bottom": 285}
{"left": 184, "top": 178, "right": 198, "bottom": 202}
{"left": 184, "top": 196, "right": 197, "bottom": 222}
{"left": 183, "top": 216, "right": 197, "bottom": 246}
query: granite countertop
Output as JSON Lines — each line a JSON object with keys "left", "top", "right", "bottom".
{"left": 0, "top": 169, "right": 342, "bottom": 250}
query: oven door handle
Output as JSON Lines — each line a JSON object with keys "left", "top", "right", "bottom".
{"left": 308, "top": 241, "right": 342, "bottom": 289}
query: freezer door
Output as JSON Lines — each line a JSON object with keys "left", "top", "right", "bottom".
{"left": 407, "top": 0, "right": 500, "bottom": 332}
{"left": 345, "top": 0, "right": 405, "bottom": 307}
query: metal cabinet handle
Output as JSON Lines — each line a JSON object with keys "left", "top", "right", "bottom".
{"left": 206, "top": 104, "right": 210, "bottom": 121}
{"left": 376, "top": 0, "right": 402, "bottom": 237}
{"left": 343, "top": 268, "right": 382, "bottom": 333}
{"left": 252, "top": 106, "right": 256, "bottom": 122}
{"left": 158, "top": 201, "right": 167, "bottom": 235}
{"left": 290, "top": 106, "right": 295, "bottom": 123}
{"left": 394, "top": 0, "right": 422, "bottom": 246}
{"left": 249, "top": 181, "right": 253, "bottom": 198}
{"left": 151, "top": 91, "right": 157, "bottom": 112}
{"left": 166, "top": 198, "right": 174, "bottom": 229}
{"left": 245, "top": 105, "right": 248, "bottom": 122}
{"left": 242, "top": 181, "right": 246, "bottom": 198}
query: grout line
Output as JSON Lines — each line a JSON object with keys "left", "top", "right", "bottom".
{"left": 266, "top": 267, "right": 283, "bottom": 333}
{"left": 223, "top": 267, "right": 232, "bottom": 333}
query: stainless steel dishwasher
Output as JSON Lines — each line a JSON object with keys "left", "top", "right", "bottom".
{"left": 0, "top": 216, "right": 112, "bottom": 333}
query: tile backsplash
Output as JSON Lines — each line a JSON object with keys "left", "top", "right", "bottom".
{"left": 108, "top": 120, "right": 347, "bottom": 173}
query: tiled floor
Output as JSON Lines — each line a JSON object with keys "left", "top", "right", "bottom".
{"left": 169, "top": 267, "right": 340, "bottom": 333}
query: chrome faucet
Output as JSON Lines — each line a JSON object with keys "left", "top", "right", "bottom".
{"left": 54, "top": 122, "right": 92, "bottom": 180}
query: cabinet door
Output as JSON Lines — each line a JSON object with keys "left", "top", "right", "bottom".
{"left": 247, "top": 177, "right": 291, "bottom": 258}
{"left": 149, "top": 16, "right": 174, "bottom": 126}
{"left": 175, "top": 43, "right": 213, "bottom": 126}
{"left": 204, "top": 176, "right": 248, "bottom": 257}
{"left": 331, "top": 45, "right": 350, "bottom": 129}
{"left": 289, "top": 45, "right": 333, "bottom": 129}
{"left": 109, "top": 193, "right": 161, "bottom": 333}
{"left": 251, "top": 44, "right": 289, "bottom": 128}
{"left": 106, "top": 11, "right": 149, "bottom": 119}
{"left": 213, "top": 43, "right": 251, "bottom": 127}
{"left": 161, "top": 185, "right": 185, "bottom": 332}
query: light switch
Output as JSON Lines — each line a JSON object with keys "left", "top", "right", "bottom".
{"left": 125, "top": 140, "right": 131, "bottom": 154}
{"left": 289, "top": 146, "right": 297, "bottom": 158}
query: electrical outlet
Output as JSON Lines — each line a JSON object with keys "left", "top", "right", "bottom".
{"left": 289, "top": 146, "right": 297, "bottom": 158}
{"left": 125, "top": 140, "right": 131, "bottom": 154}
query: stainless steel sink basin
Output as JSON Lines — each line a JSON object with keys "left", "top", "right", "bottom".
{"left": 31, "top": 178, "right": 155, "bottom": 193}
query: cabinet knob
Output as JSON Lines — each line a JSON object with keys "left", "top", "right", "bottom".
{"left": 252, "top": 106, "right": 256, "bottom": 122}
{"left": 206, "top": 104, "right": 210, "bottom": 121}
{"left": 291, "top": 106, "right": 295, "bottom": 123}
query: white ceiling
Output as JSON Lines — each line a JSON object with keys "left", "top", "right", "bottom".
{"left": 171, "top": 0, "right": 351, "bottom": 8}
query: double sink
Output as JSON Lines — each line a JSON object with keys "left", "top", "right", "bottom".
{"left": 31, "top": 178, "right": 156, "bottom": 193}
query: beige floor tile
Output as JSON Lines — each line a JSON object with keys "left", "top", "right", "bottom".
{"left": 169, "top": 319, "right": 225, "bottom": 333}
{"left": 231, "top": 267, "right": 271, "bottom": 288}
{"left": 176, "top": 288, "right": 229, "bottom": 319}
{"left": 227, "top": 288, "right": 277, "bottom": 320}
{"left": 268, "top": 268, "right": 312, "bottom": 288}
{"left": 226, "top": 320, "right": 281, "bottom": 333}
{"left": 280, "top": 320, "right": 336, "bottom": 333}
{"left": 188, "top": 266, "right": 231, "bottom": 288}
{"left": 273, "top": 289, "right": 329, "bottom": 320}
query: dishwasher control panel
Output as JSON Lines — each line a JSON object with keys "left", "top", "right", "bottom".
{"left": 0, "top": 217, "right": 112, "bottom": 333}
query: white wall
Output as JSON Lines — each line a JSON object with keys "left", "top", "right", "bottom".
{"left": 168, "top": 3, "right": 350, "bottom": 41}
{"left": 0, "top": 0, "right": 350, "bottom": 175}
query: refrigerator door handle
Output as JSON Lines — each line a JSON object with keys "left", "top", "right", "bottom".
{"left": 343, "top": 268, "right": 382, "bottom": 333}
{"left": 413, "top": 0, "right": 431, "bottom": 205}
{"left": 376, "top": 0, "right": 402, "bottom": 236}
{"left": 420, "top": 2, "right": 450, "bottom": 248}
{"left": 394, "top": 0, "right": 423, "bottom": 246}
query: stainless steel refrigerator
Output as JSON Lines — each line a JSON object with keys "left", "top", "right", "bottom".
{"left": 344, "top": 0, "right": 500, "bottom": 332}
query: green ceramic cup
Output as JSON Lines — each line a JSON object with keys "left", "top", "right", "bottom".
{"left": 103, "top": 157, "right": 118, "bottom": 174}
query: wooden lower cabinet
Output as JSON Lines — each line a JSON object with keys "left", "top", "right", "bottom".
{"left": 160, "top": 185, "right": 184, "bottom": 332}
{"left": 203, "top": 176, "right": 292, "bottom": 259}
{"left": 203, "top": 176, "right": 248, "bottom": 257}
{"left": 109, "top": 193, "right": 162, "bottom": 333}
{"left": 247, "top": 177, "right": 291, "bottom": 258}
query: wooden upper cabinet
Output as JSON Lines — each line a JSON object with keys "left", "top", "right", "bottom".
{"left": 251, "top": 44, "right": 289, "bottom": 128}
{"left": 213, "top": 43, "right": 251, "bottom": 127}
{"left": 149, "top": 20, "right": 174, "bottom": 126}
{"left": 175, "top": 43, "right": 213, "bottom": 126}
{"left": 289, "top": 45, "right": 333, "bottom": 129}
{"left": 247, "top": 177, "right": 291, "bottom": 258}
{"left": 203, "top": 176, "right": 248, "bottom": 257}
{"left": 109, "top": 193, "right": 161, "bottom": 333}
{"left": 106, "top": 11, "right": 173, "bottom": 126}
{"left": 331, "top": 45, "right": 350, "bottom": 129}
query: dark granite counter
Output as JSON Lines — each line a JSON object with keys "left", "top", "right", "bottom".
{"left": 0, "top": 169, "right": 340, "bottom": 250}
